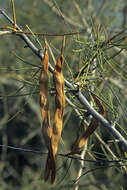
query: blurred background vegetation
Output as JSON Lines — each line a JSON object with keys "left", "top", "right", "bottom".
{"left": 0, "top": 0, "right": 127, "bottom": 189}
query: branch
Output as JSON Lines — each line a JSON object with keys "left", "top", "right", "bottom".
{"left": 0, "top": 30, "right": 12, "bottom": 35}
{"left": 0, "top": 144, "right": 126, "bottom": 164}
{"left": 1, "top": 8, "right": 127, "bottom": 151}
{"left": 43, "top": 0, "right": 83, "bottom": 29}
{"left": 74, "top": 142, "right": 88, "bottom": 190}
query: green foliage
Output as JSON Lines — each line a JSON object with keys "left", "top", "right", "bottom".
{"left": 0, "top": 0, "right": 127, "bottom": 189}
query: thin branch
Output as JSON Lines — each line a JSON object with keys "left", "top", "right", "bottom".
{"left": 0, "top": 144, "right": 46, "bottom": 154}
{"left": 11, "top": 0, "right": 16, "bottom": 31}
{"left": 0, "top": 27, "right": 85, "bottom": 37}
{"left": 74, "top": 142, "right": 88, "bottom": 190}
{"left": 0, "top": 30, "right": 12, "bottom": 35}
{"left": 74, "top": 164, "right": 127, "bottom": 183}
{"left": 95, "top": 132, "right": 127, "bottom": 173}
{"left": 43, "top": 0, "right": 83, "bottom": 29}
{"left": 72, "top": 0, "right": 89, "bottom": 28}
{"left": 1, "top": 8, "right": 127, "bottom": 151}
{"left": 0, "top": 144, "right": 126, "bottom": 164}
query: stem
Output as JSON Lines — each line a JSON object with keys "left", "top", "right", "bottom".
{"left": 11, "top": 0, "right": 16, "bottom": 30}
{"left": 74, "top": 142, "right": 88, "bottom": 190}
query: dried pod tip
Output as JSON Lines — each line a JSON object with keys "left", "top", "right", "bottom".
{"left": 55, "top": 55, "right": 64, "bottom": 72}
{"left": 43, "top": 37, "right": 48, "bottom": 51}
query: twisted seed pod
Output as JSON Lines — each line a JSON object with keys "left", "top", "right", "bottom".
{"left": 52, "top": 55, "right": 65, "bottom": 157}
{"left": 67, "top": 92, "right": 105, "bottom": 155}
{"left": 39, "top": 42, "right": 55, "bottom": 182}
{"left": 44, "top": 37, "right": 66, "bottom": 184}
{"left": 49, "top": 52, "right": 65, "bottom": 183}
{"left": 39, "top": 42, "right": 52, "bottom": 149}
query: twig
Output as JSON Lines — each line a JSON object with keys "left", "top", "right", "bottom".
{"left": 0, "top": 27, "right": 85, "bottom": 37}
{"left": 0, "top": 8, "right": 127, "bottom": 151}
{"left": 74, "top": 164, "right": 127, "bottom": 182}
{"left": 95, "top": 132, "right": 127, "bottom": 173}
{"left": 72, "top": 0, "right": 89, "bottom": 28}
{"left": 0, "top": 30, "right": 12, "bottom": 35}
{"left": 11, "top": 0, "right": 16, "bottom": 31}
{"left": 74, "top": 142, "right": 88, "bottom": 190}
{"left": 43, "top": 0, "right": 83, "bottom": 29}
{"left": 0, "top": 144, "right": 126, "bottom": 164}
{"left": 0, "top": 144, "right": 46, "bottom": 154}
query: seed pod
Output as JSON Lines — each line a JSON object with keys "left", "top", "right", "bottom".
{"left": 39, "top": 41, "right": 55, "bottom": 182}
{"left": 52, "top": 55, "right": 65, "bottom": 153}
{"left": 51, "top": 53, "right": 65, "bottom": 183}
{"left": 39, "top": 41, "right": 52, "bottom": 149}
{"left": 67, "top": 92, "right": 105, "bottom": 155}
{"left": 45, "top": 37, "right": 66, "bottom": 183}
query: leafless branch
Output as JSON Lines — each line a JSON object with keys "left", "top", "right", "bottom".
{"left": 0, "top": 144, "right": 126, "bottom": 164}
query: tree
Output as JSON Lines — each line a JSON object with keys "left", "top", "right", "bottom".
{"left": 0, "top": 0, "right": 127, "bottom": 189}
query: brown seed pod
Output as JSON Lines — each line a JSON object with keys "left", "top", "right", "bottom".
{"left": 52, "top": 54, "right": 65, "bottom": 154}
{"left": 50, "top": 53, "right": 65, "bottom": 183}
{"left": 43, "top": 37, "right": 66, "bottom": 184}
{"left": 67, "top": 92, "right": 105, "bottom": 155}
{"left": 39, "top": 41, "right": 55, "bottom": 182}
{"left": 39, "top": 41, "right": 52, "bottom": 149}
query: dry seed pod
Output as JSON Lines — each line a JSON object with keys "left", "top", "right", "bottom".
{"left": 67, "top": 93, "right": 105, "bottom": 155}
{"left": 39, "top": 41, "right": 52, "bottom": 148}
{"left": 50, "top": 54, "right": 65, "bottom": 183}
{"left": 39, "top": 41, "right": 55, "bottom": 182}
{"left": 52, "top": 37, "right": 66, "bottom": 158}
{"left": 45, "top": 37, "right": 66, "bottom": 183}
{"left": 44, "top": 147, "right": 55, "bottom": 182}
{"left": 52, "top": 54, "right": 65, "bottom": 157}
